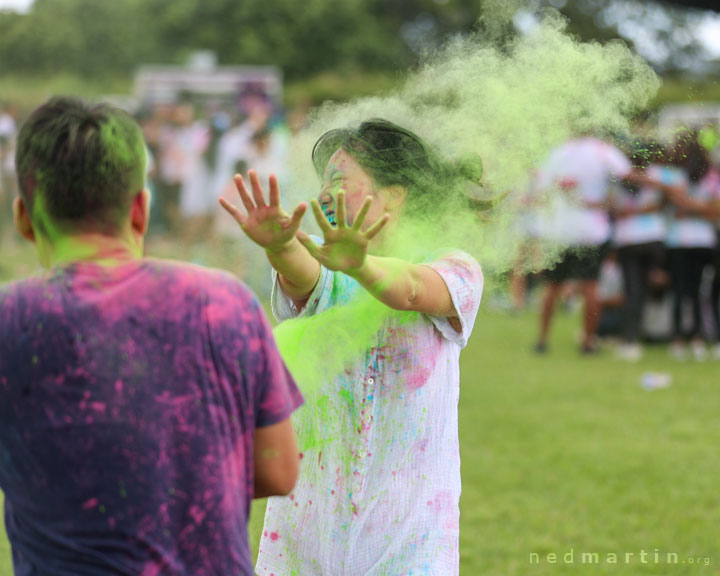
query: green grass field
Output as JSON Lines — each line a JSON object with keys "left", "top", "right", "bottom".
{"left": 0, "top": 240, "right": 718, "bottom": 575}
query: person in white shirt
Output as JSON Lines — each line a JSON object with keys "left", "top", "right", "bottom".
{"left": 216, "top": 122, "right": 289, "bottom": 293}
{"left": 0, "top": 102, "right": 16, "bottom": 145}
{"left": 609, "top": 141, "right": 668, "bottom": 361}
{"left": 663, "top": 131, "right": 720, "bottom": 361}
{"left": 533, "top": 137, "right": 633, "bottom": 354}
{"left": 220, "top": 119, "right": 484, "bottom": 575}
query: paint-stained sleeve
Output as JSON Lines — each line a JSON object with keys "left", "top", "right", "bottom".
{"left": 604, "top": 142, "right": 633, "bottom": 179}
{"left": 422, "top": 250, "right": 483, "bottom": 348}
{"left": 251, "top": 300, "right": 305, "bottom": 428}
{"left": 270, "top": 235, "right": 338, "bottom": 321}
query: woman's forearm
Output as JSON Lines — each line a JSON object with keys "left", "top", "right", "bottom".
{"left": 266, "top": 238, "right": 321, "bottom": 301}
{"left": 347, "top": 255, "right": 456, "bottom": 317}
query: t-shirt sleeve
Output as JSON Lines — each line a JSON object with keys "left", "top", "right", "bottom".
{"left": 421, "top": 250, "right": 484, "bottom": 348}
{"left": 605, "top": 144, "right": 633, "bottom": 179}
{"left": 251, "top": 302, "right": 304, "bottom": 428}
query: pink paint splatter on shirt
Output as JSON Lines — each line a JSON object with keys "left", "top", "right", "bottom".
{"left": 0, "top": 259, "right": 304, "bottom": 575}
{"left": 141, "top": 560, "right": 163, "bottom": 576}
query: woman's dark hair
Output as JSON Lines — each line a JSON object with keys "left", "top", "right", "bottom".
{"left": 311, "top": 118, "right": 483, "bottom": 216}
{"left": 666, "top": 129, "right": 710, "bottom": 182}
{"left": 16, "top": 96, "right": 146, "bottom": 236}
{"left": 625, "top": 139, "right": 665, "bottom": 170}
{"left": 620, "top": 139, "right": 665, "bottom": 197}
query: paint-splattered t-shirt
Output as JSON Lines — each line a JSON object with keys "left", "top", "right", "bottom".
{"left": 0, "top": 259, "right": 302, "bottom": 576}
{"left": 257, "top": 250, "right": 483, "bottom": 576}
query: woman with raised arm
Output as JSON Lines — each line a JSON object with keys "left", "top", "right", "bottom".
{"left": 221, "top": 119, "right": 484, "bottom": 576}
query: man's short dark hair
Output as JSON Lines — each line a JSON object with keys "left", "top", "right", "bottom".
{"left": 16, "top": 96, "right": 146, "bottom": 236}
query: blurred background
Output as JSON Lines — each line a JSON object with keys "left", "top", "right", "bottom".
{"left": 1, "top": 1, "right": 720, "bottom": 574}
{"left": 1, "top": 0, "right": 720, "bottom": 277}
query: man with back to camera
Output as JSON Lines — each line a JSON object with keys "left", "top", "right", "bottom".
{"left": 0, "top": 96, "right": 303, "bottom": 575}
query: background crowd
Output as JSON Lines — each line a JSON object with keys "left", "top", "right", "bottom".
{"left": 3, "top": 96, "right": 720, "bottom": 363}
{"left": 1, "top": 2, "right": 720, "bottom": 574}
{"left": 0, "top": 90, "right": 296, "bottom": 289}
{"left": 511, "top": 127, "right": 720, "bottom": 361}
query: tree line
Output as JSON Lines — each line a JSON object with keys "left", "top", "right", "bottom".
{"left": 0, "top": 0, "right": 712, "bottom": 82}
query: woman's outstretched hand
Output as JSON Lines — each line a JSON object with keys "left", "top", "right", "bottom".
{"left": 296, "top": 190, "right": 389, "bottom": 274}
{"left": 219, "top": 170, "right": 307, "bottom": 253}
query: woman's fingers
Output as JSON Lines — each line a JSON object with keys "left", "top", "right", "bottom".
{"left": 310, "top": 199, "right": 334, "bottom": 234}
{"left": 285, "top": 202, "right": 307, "bottom": 232}
{"left": 364, "top": 213, "right": 390, "bottom": 240}
{"left": 218, "top": 197, "right": 248, "bottom": 228}
{"left": 336, "top": 190, "right": 347, "bottom": 229}
{"left": 248, "top": 170, "right": 267, "bottom": 208}
{"left": 352, "top": 196, "right": 373, "bottom": 231}
{"left": 233, "top": 174, "right": 256, "bottom": 213}
{"left": 268, "top": 174, "right": 280, "bottom": 207}
{"left": 296, "top": 230, "right": 324, "bottom": 262}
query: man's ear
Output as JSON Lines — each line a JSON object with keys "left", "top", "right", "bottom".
{"left": 13, "top": 197, "right": 36, "bottom": 243}
{"left": 130, "top": 189, "right": 151, "bottom": 236}
{"left": 384, "top": 185, "right": 408, "bottom": 211}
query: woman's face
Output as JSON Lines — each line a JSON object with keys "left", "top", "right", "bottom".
{"left": 317, "top": 149, "right": 389, "bottom": 228}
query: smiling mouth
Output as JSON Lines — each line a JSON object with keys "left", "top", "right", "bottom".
{"left": 323, "top": 210, "right": 337, "bottom": 227}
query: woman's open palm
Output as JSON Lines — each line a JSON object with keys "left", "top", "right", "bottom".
{"left": 219, "top": 170, "right": 307, "bottom": 252}
{"left": 296, "top": 190, "right": 389, "bottom": 273}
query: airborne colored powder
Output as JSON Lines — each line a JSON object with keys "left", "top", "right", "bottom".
{"left": 273, "top": 292, "right": 419, "bottom": 452}
{"left": 271, "top": 9, "right": 660, "bottom": 449}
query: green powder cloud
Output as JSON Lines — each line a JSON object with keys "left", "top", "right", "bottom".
{"left": 273, "top": 9, "right": 660, "bottom": 450}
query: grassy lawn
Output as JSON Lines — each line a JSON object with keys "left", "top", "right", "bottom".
{"left": 0, "top": 239, "right": 718, "bottom": 575}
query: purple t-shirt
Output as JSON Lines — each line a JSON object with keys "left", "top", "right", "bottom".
{"left": 0, "top": 258, "right": 303, "bottom": 576}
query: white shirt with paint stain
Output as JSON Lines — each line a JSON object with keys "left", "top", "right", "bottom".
{"left": 535, "top": 137, "right": 632, "bottom": 246}
{"left": 611, "top": 165, "right": 667, "bottom": 247}
{"left": 256, "top": 250, "right": 483, "bottom": 576}
{"left": 665, "top": 167, "right": 720, "bottom": 249}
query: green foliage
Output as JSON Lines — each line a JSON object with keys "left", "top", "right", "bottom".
{"left": 284, "top": 71, "right": 401, "bottom": 108}
{"left": 0, "top": 0, "right": 156, "bottom": 78}
{"left": 0, "top": 0, "right": 413, "bottom": 80}
{"left": 653, "top": 77, "right": 720, "bottom": 106}
{"left": 0, "top": 0, "right": 717, "bottom": 87}
{"left": 0, "top": 74, "right": 131, "bottom": 118}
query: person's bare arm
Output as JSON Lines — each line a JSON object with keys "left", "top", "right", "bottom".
{"left": 614, "top": 202, "right": 664, "bottom": 219}
{"left": 219, "top": 171, "right": 320, "bottom": 308}
{"left": 296, "top": 191, "right": 460, "bottom": 326}
{"left": 253, "top": 418, "right": 300, "bottom": 498}
{"left": 347, "top": 255, "right": 456, "bottom": 317}
{"left": 266, "top": 239, "right": 321, "bottom": 308}
{"left": 602, "top": 295, "right": 625, "bottom": 308}
{"left": 582, "top": 200, "right": 610, "bottom": 210}
{"left": 664, "top": 186, "right": 720, "bottom": 220}
{"left": 624, "top": 169, "right": 658, "bottom": 188}
{"left": 623, "top": 169, "right": 708, "bottom": 213}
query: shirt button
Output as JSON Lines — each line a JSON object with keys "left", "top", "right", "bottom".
{"left": 366, "top": 377, "right": 375, "bottom": 385}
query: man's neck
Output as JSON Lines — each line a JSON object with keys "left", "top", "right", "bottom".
{"left": 40, "top": 233, "right": 143, "bottom": 269}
